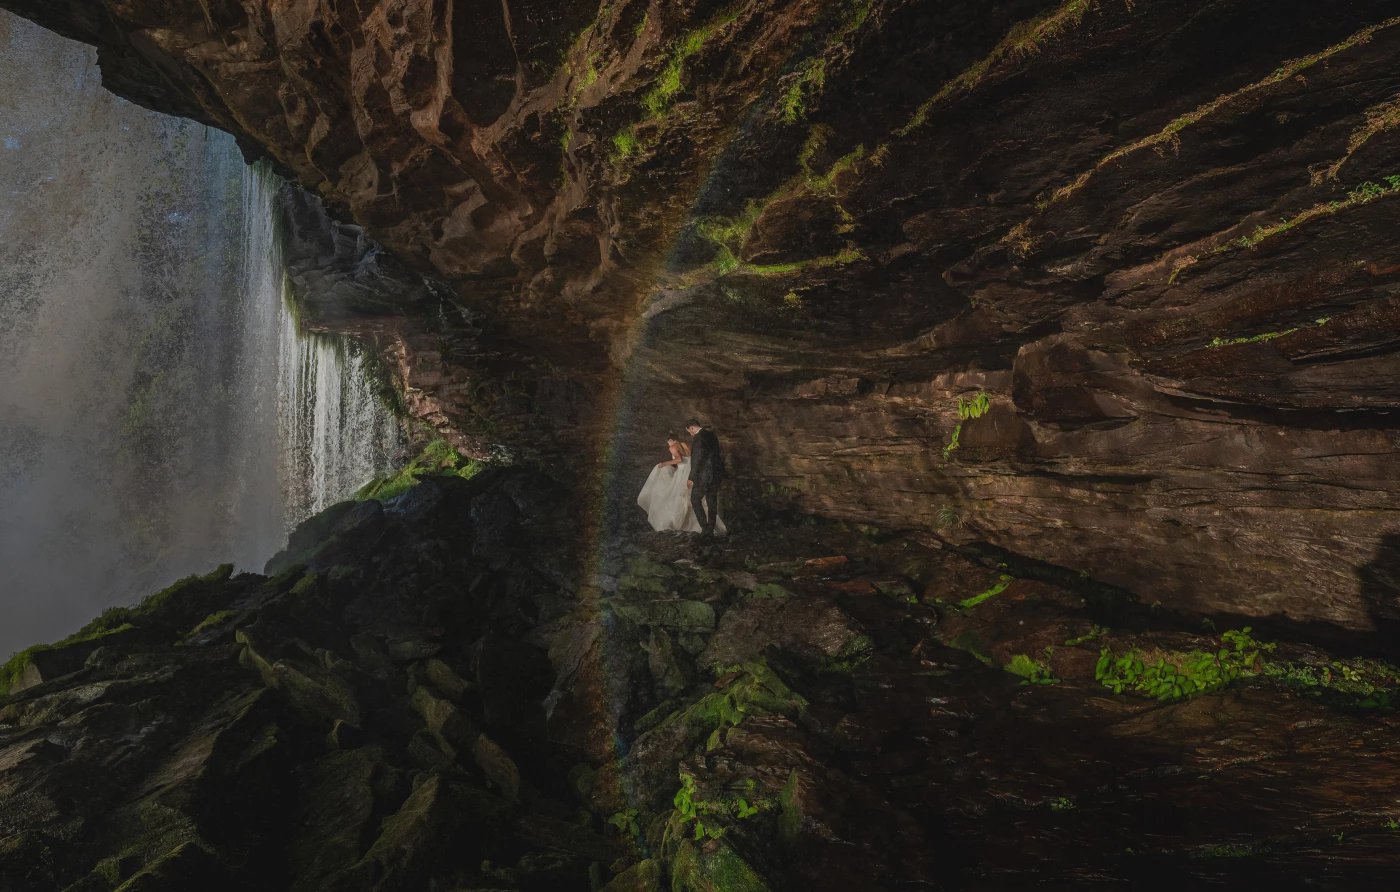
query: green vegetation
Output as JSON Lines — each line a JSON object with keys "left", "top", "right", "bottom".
{"left": 1007, "top": 653, "right": 1059, "bottom": 685}
{"left": 797, "top": 125, "right": 832, "bottom": 177}
{"left": 1048, "top": 796, "right": 1076, "bottom": 812}
{"left": 672, "top": 773, "right": 768, "bottom": 842}
{"left": 808, "top": 145, "right": 864, "bottom": 195}
{"left": 641, "top": 8, "right": 741, "bottom": 119}
{"left": 780, "top": 59, "right": 826, "bottom": 124}
{"left": 188, "top": 610, "right": 237, "bottom": 637}
{"left": 611, "top": 128, "right": 641, "bottom": 160}
{"left": 608, "top": 808, "right": 641, "bottom": 838}
{"left": 1044, "top": 16, "right": 1400, "bottom": 208}
{"left": 777, "top": 0, "right": 873, "bottom": 124}
{"left": 1203, "top": 318, "right": 1329, "bottom": 349}
{"left": 1263, "top": 656, "right": 1400, "bottom": 709}
{"left": 821, "top": 634, "right": 875, "bottom": 673}
{"left": 1064, "top": 625, "right": 1108, "bottom": 647}
{"left": 943, "top": 392, "right": 991, "bottom": 459}
{"left": 1326, "top": 96, "right": 1400, "bottom": 180}
{"left": 0, "top": 563, "right": 234, "bottom": 697}
{"left": 935, "top": 506, "right": 964, "bottom": 529}
{"left": 898, "top": 0, "right": 1096, "bottom": 136}
{"left": 959, "top": 575, "right": 1013, "bottom": 609}
{"left": 355, "top": 439, "right": 485, "bottom": 502}
{"left": 1096, "top": 628, "right": 1274, "bottom": 701}
{"left": 697, "top": 200, "right": 767, "bottom": 273}
{"left": 1215, "top": 176, "right": 1400, "bottom": 253}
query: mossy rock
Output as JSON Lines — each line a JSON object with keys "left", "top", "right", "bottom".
{"left": 2, "top": 562, "right": 237, "bottom": 698}
{"left": 643, "top": 662, "right": 807, "bottom": 757}
{"left": 668, "top": 839, "right": 769, "bottom": 892}
{"left": 0, "top": 830, "right": 57, "bottom": 890}
{"left": 599, "top": 858, "right": 664, "bottom": 892}
{"left": 473, "top": 734, "right": 521, "bottom": 802}
{"left": 611, "top": 601, "right": 715, "bottom": 632}
{"left": 624, "top": 556, "right": 676, "bottom": 579}
{"left": 287, "top": 749, "right": 379, "bottom": 892}
{"left": 616, "top": 575, "right": 672, "bottom": 595}
{"left": 355, "top": 439, "right": 485, "bottom": 503}
{"left": 323, "top": 773, "right": 457, "bottom": 890}
{"left": 112, "top": 842, "right": 232, "bottom": 892}
{"left": 745, "top": 583, "right": 789, "bottom": 600}
{"left": 820, "top": 635, "right": 874, "bottom": 674}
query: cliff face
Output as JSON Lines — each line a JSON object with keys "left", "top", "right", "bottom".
{"left": 5, "top": 0, "right": 1400, "bottom": 630}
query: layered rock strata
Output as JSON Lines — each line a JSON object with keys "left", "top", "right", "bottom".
{"left": 3, "top": 0, "right": 1399, "bottom": 626}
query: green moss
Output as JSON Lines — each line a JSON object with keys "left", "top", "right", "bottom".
{"left": 899, "top": 0, "right": 1096, "bottom": 136}
{"left": 356, "top": 439, "right": 486, "bottom": 502}
{"left": 288, "top": 573, "right": 321, "bottom": 597}
{"left": 1006, "top": 654, "right": 1058, "bottom": 685}
{"left": 611, "top": 128, "right": 641, "bottom": 160}
{"left": 647, "top": 661, "right": 806, "bottom": 758}
{"left": 1326, "top": 96, "right": 1400, "bottom": 180}
{"left": 712, "top": 246, "right": 740, "bottom": 274}
{"left": 187, "top": 611, "right": 236, "bottom": 637}
{"left": 779, "top": 0, "right": 873, "bottom": 125}
{"left": 1214, "top": 176, "right": 1400, "bottom": 254}
{"left": 821, "top": 635, "right": 874, "bottom": 673}
{"left": 807, "top": 145, "right": 864, "bottom": 195}
{"left": 958, "top": 575, "right": 1013, "bottom": 609}
{"left": 697, "top": 200, "right": 767, "bottom": 271}
{"left": 0, "top": 562, "right": 232, "bottom": 696}
{"left": 669, "top": 838, "right": 770, "bottom": 892}
{"left": 640, "top": 9, "right": 740, "bottom": 119}
{"left": 741, "top": 261, "right": 803, "bottom": 276}
{"left": 1046, "top": 16, "right": 1400, "bottom": 207}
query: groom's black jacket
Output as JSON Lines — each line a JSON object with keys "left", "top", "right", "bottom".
{"left": 689, "top": 428, "right": 726, "bottom": 489}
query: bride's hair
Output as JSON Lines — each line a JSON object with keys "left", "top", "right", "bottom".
{"left": 666, "top": 432, "right": 680, "bottom": 442}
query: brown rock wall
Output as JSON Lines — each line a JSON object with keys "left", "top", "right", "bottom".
{"left": 4, "top": 0, "right": 1400, "bottom": 625}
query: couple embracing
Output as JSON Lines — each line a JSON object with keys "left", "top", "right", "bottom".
{"left": 636, "top": 419, "right": 727, "bottom": 536}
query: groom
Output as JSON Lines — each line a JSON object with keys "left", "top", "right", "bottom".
{"left": 685, "top": 418, "right": 725, "bottom": 536}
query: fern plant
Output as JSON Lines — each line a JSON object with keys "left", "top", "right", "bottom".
{"left": 943, "top": 392, "right": 991, "bottom": 459}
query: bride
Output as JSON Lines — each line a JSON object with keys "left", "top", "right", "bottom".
{"left": 637, "top": 434, "right": 727, "bottom": 534}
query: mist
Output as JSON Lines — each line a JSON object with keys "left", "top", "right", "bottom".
{"left": 0, "top": 11, "right": 403, "bottom": 660}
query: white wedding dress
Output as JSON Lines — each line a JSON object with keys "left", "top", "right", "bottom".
{"left": 636, "top": 456, "right": 727, "bottom": 534}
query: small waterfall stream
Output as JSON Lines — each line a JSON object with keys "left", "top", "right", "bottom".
{"left": 0, "top": 12, "right": 403, "bottom": 657}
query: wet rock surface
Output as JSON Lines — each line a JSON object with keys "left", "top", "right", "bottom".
{"left": 4, "top": 474, "right": 1400, "bottom": 890}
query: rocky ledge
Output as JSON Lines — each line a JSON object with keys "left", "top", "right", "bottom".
{"left": 3, "top": 473, "right": 1400, "bottom": 890}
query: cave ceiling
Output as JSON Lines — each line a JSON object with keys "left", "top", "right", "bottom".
{"left": 4, "top": 0, "right": 1400, "bottom": 629}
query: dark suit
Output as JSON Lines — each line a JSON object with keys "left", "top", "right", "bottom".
{"left": 688, "top": 428, "right": 726, "bottom": 534}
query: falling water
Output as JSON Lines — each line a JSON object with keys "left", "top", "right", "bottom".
{"left": 0, "top": 12, "right": 403, "bottom": 658}
{"left": 242, "top": 165, "right": 404, "bottom": 528}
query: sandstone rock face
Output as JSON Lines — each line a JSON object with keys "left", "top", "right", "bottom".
{"left": 4, "top": 0, "right": 1400, "bottom": 625}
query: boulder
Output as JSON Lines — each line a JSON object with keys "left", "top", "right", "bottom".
{"left": 611, "top": 601, "right": 716, "bottom": 633}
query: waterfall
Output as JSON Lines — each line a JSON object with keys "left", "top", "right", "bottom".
{"left": 279, "top": 324, "right": 404, "bottom": 518}
{"left": 243, "top": 165, "right": 404, "bottom": 532}
{"left": 0, "top": 11, "right": 404, "bottom": 658}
